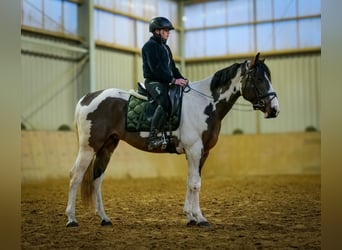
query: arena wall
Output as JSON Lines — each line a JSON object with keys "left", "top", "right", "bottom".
{"left": 21, "top": 131, "right": 320, "bottom": 183}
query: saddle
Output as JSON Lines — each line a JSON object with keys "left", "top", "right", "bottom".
{"left": 125, "top": 82, "right": 183, "bottom": 133}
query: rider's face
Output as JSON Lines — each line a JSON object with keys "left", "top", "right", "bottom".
{"left": 158, "top": 29, "right": 170, "bottom": 40}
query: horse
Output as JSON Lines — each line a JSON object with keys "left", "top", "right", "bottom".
{"left": 65, "top": 52, "right": 279, "bottom": 228}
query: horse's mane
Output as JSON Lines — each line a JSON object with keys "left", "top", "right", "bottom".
{"left": 210, "top": 63, "right": 241, "bottom": 100}
{"left": 211, "top": 63, "right": 241, "bottom": 90}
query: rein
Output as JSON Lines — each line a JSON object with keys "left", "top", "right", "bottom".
{"left": 184, "top": 83, "right": 254, "bottom": 112}
{"left": 183, "top": 84, "right": 214, "bottom": 100}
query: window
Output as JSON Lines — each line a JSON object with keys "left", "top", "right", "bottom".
{"left": 256, "top": 0, "right": 273, "bottom": 21}
{"left": 256, "top": 23, "right": 273, "bottom": 52}
{"left": 22, "top": 0, "right": 43, "bottom": 29}
{"left": 227, "top": 0, "right": 253, "bottom": 24}
{"left": 94, "top": 11, "right": 114, "bottom": 44}
{"left": 273, "top": 0, "right": 296, "bottom": 19}
{"left": 204, "top": 1, "right": 226, "bottom": 27}
{"left": 298, "top": 0, "right": 320, "bottom": 16}
{"left": 94, "top": 0, "right": 180, "bottom": 56}
{"left": 274, "top": 20, "right": 297, "bottom": 50}
{"left": 183, "top": 4, "right": 203, "bottom": 29}
{"left": 22, "top": 0, "right": 78, "bottom": 36}
{"left": 185, "top": 31, "right": 205, "bottom": 58}
{"left": 205, "top": 28, "right": 226, "bottom": 56}
{"left": 184, "top": 0, "right": 321, "bottom": 58}
{"left": 136, "top": 21, "right": 150, "bottom": 49}
{"left": 228, "top": 25, "right": 254, "bottom": 54}
{"left": 44, "top": 0, "right": 62, "bottom": 32}
{"left": 113, "top": 15, "right": 135, "bottom": 47}
{"left": 63, "top": 2, "right": 78, "bottom": 35}
{"left": 95, "top": 11, "right": 135, "bottom": 47}
{"left": 298, "top": 18, "right": 321, "bottom": 48}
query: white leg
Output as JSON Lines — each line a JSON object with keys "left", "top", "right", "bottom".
{"left": 184, "top": 187, "right": 196, "bottom": 225}
{"left": 183, "top": 142, "right": 210, "bottom": 227}
{"left": 65, "top": 148, "right": 94, "bottom": 227}
{"left": 94, "top": 174, "right": 112, "bottom": 225}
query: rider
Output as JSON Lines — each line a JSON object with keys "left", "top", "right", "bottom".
{"left": 142, "top": 17, "right": 188, "bottom": 150}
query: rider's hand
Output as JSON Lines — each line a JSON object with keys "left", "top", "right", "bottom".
{"left": 173, "top": 78, "right": 188, "bottom": 87}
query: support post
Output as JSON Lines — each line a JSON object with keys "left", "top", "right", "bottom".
{"left": 178, "top": 1, "right": 186, "bottom": 74}
{"left": 77, "top": 0, "right": 96, "bottom": 99}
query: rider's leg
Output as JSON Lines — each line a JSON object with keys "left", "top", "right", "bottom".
{"left": 144, "top": 81, "right": 170, "bottom": 150}
{"left": 148, "top": 104, "right": 166, "bottom": 150}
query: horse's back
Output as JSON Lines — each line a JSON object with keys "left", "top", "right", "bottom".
{"left": 75, "top": 88, "right": 128, "bottom": 117}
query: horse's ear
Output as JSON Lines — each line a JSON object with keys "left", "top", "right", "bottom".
{"left": 254, "top": 52, "right": 260, "bottom": 63}
{"left": 250, "top": 52, "right": 260, "bottom": 68}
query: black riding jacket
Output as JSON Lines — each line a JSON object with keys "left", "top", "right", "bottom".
{"left": 142, "top": 35, "right": 184, "bottom": 84}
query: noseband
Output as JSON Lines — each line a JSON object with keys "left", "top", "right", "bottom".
{"left": 244, "top": 68, "right": 277, "bottom": 110}
{"left": 252, "top": 91, "right": 277, "bottom": 110}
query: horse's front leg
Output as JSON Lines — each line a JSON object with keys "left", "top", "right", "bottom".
{"left": 183, "top": 143, "right": 210, "bottom": 227}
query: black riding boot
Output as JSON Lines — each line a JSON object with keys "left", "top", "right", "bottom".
{"left": 148, "top": 105, "right": 166, "bottom": 150}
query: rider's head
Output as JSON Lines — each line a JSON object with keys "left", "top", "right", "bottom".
{"left": 149, "top": 17, "right": 174, "bottom": 42}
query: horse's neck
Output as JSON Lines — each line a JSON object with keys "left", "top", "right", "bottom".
{"left": 190, "top": 76, "right": 213, "bottom": 94}
{"left": 215, "top": 69, "right": 242, "bottom": 120}
{"left": 191, "top": 67, "right": 242, "bottom": 120}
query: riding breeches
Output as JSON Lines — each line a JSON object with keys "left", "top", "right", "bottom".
{"left": 144, "top": 81, "right": 171, "bottom": 115}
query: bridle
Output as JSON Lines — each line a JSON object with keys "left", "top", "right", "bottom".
{"left": 243, "top": 68, "right": 277, "bottom": 111}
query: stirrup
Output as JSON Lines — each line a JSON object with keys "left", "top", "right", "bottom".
{"left": 147, "top": 137, "right": 164, "bottom": 150}
{"left": 161, "top": 132, "right": 168, "bottom": 150}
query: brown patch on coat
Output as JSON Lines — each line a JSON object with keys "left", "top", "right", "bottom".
{"left": 86, "top": 96, "right": 126, "bottom": 151}
{"left": 80, "top": 90, "right": 104, "bottom": 106}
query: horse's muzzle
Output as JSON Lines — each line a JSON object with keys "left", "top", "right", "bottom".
{"left": 265, "top": 106, "right": 279, "bottom": 118}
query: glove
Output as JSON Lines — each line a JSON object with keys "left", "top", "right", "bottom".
{"left": 172, "top": 78, "right": 188, "bottom": 87}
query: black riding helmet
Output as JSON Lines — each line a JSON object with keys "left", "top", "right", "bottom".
{"left": 149, "top": 17, "right": 175, "bottom": 33}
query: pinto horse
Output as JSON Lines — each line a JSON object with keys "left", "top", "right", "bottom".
{"left": 65, "top": 53, "right": 279, "bottom": 227}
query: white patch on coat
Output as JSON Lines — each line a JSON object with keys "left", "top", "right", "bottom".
{"left": 176, "top": 77, "right": 215, "bottom": 153}
{"left": 76, "top": 88, "right": 130, "bottom": 147}
{"left": 264, "top": 72, "right": 280, "bottom": 113}
{"left": 213, "top": 68, "right": 242, "bottom": 110}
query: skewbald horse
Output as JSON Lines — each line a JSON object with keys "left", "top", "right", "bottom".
{"left": 65, "top": 53, "right": 279, "bottom": 227}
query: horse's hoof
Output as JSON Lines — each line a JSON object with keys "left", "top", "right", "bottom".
{"left": 101, "top": 220, "right": 113, "bottom": 226}
{"left": 66, "top": 221, "right": 79, "bottom": 227}
{"left": 197, "top": 221, "right": 211, "bottom": 228}
{"left": 186, "top": 220, "right": 197, "bottom": 227}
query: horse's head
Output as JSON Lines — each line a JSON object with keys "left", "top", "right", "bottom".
{"left": 240, "top": 53, "right": 280, "bottom": 118}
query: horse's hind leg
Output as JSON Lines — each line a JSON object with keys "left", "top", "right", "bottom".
{"left": 65, "top": 147, "right": 95, "bottom": 227}
{"left": 92, "top": 137, "right": 119, "bottom": 226}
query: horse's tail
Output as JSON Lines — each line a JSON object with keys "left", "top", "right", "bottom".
{"left": 74, "top": 113, "right": 95, "bottom": 207}
{"left": 81, "top": 155, "right": 95, "bottom": 207}
{"left": 74, "top": 120, "right": 79, "bottom": 147}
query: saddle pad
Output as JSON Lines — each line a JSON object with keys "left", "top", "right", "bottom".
{"left": 125, "top": 95, "right": 181, "bottom": 132}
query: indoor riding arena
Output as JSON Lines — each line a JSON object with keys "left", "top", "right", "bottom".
{"left": 21, "top": 0, "right": 321, "bottom": 249}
